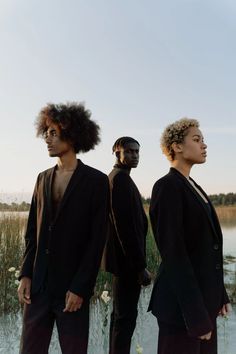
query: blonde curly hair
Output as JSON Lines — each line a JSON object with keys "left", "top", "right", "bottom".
{"left": 161, "top": 118, "right": 199, "bottom": 161}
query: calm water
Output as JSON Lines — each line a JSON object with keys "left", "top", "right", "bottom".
{"left": 0, "top": 288, "right": 236, "bottom": 354}
{"left": 0, "top": 214, "right": 235, "bottom": 353}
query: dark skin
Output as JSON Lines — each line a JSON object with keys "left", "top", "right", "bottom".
{"left": 18, "top": 122, "right": 83, "bottom": 312}
{"left": 115, "top": 142, "right": 152, "bottom": 286}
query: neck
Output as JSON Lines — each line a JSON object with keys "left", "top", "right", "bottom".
{"left": 115, "top": 161, "right": 131, "bottom": 174}
{"left": 171, "top": 160, "right": 192, "bottom": 178}
{"left": 57, "top": 152, "right": 78, "bottom": 172}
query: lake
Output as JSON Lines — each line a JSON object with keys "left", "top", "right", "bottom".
{"left": 0, "top": 287, "right": 235, "bottom": 354}
{"left": 0, "top": 213, "right": 235, "bottom": 353}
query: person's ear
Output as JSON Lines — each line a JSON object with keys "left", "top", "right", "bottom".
{"left": 115, "top": 151, "right": 120, "bottom": 159}
{"left": 171, "top": 142, "right": 183, "bottom": 153}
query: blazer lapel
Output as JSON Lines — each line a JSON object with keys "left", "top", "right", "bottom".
{"left": 44, "top": 166, "right": 56, "bottom": 223}
{"left": 189, "top": 179, "right": 223, "bottom": 242}
{"left": 53, "top": 160, "right": 86, "bottom": 224}
{"left": 170, "top": 168, "right": 221, "bottom": 242}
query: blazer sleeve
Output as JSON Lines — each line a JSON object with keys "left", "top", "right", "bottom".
{"left": 69, "top": 175, "right": 110, "bottom": 298}
{"left": 19, "top": 174, "right": 40, "bottom": 280}
{"left": 150, "top": 179, "right": 213, "bottom": 337}
{"left": 111, "top": 172, "right": 146, "bottom": 273}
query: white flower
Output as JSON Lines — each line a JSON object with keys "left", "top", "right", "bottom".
{"left": 15, "top": 280, "right": 20, "bottom": 286}
{"left": 15, "top": 270, "right": 20, "bottom": 278}
{"left": 8, "top": 267, "right": 16, "bottom": 272}
{"left": 136, "top": 343, "right": 143, "bottom": 354}
{"left": 101, "top": 290, "right": 111, "bottom": 304}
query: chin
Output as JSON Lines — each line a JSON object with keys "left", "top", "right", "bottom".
{"left": 48, "top": 152, "right": 57, "bottom": 157}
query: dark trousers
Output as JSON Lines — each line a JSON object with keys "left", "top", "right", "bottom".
{"left": 19, "top": 290, "right": 89, "bottom": 354}
{"left": 157, "top": 320, "right": 217, "bottom": 354}
{"left": 109, "top": 275, "right": 141, "bottom": 354}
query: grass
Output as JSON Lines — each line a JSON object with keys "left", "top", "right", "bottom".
{"left": 1, "top": 205, "right": 235, "bottom": 314}
{"left": 215, "top": 205, "right": 236, "bottom": 227}
{"left": 0, "top": 215, "right": 26, "bottom": 313}
{"left": 0, "top": 212, "right": 159, "bottom": 314}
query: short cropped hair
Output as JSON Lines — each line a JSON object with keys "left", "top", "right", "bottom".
{"left": 35, "top": 102, "right": 100, "bottom": 153}
{"left": 161, "top": 118, "right": 199, "bottom": 161}
{"left": 112, "top": 136, "right": 140, "bottom": 153}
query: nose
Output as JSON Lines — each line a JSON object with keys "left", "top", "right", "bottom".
{"left": 45, "top": 135, "right": 52, "bottom": 144}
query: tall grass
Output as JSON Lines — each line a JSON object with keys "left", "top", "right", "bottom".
{"left": 0, "top": 213, "right": 160, "bottom": 314}
{"left": 0, "top": 214, "right": 26, "bottom": 313}
{"left": 215, "top": 206, "right": 236, "bottom": 227}
{"left": 2, "top": 205, "right": 235, "bottom": 314}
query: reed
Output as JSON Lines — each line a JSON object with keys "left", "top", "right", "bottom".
{"left": 0, "top": 215, "right": 26, "bottom": 313}
{"left": 215, "top": 205, "right": 236, "bottom": 226}
{"left": 1, "top": 206, "right": 235, "bottom": 314}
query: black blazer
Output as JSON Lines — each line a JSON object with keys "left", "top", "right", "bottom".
{"left": 102, "top": 164, "right": 148, "bottom": 276}
{"left": 149, "top": 168, "right": 229, "bottom": 337}
{"left": 19, "top": 160, "right": 110, "bottom": 300}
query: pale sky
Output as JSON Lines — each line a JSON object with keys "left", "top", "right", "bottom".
{"left": 0, "top": 0, "right": 235, "bottom": 200}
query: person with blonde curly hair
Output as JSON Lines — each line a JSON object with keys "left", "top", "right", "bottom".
{"left": 148, "top": 118, "right": 231, "bottom": 354}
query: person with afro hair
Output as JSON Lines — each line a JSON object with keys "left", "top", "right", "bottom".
{"left": 18, "top": 102, "right": 110, "bottom": 354}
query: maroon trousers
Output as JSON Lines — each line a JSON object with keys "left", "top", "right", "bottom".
{"left": 19, "top": 290, "right": 89, "bottom": 354}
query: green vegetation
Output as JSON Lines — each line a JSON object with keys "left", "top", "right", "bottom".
{"left": 209, "top": 193, "right": 236, "bottom": 206}
{"left": 0, "top": 215, "right": 26, "bottom": 313}
{"left": 1, "top": 192, "right": 236, "bottom": 211}
{"left": 142, "top": 193, "right": 236, "bottom": 206}
{"left": 0, "top": 214, "right": 159, "bottom": 314}
{"left": 0, "top": 203, "right": 235, "bottom": 314}
{"left": 0, "top": 202, "right": 30, "bottom": 212}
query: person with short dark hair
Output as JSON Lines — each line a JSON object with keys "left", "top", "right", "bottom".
{"left": 18, "top": 102, "right": 109, "bottom": 354}
{"left": 149, "top": 118, "right": 231, "bottom": 354}
{"left": 102, "top": 136, "right": 151, "bottom": 354}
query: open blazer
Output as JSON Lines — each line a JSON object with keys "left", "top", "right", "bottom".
{"left": 102, "top": 164, "right": 148, "bottom": 276}
{"left": 19, "top": 160, "right": 110, "bottom": 300}
{"left": 149, "top": 167, "right": 229, "bottom": 337}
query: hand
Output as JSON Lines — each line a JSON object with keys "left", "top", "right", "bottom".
{"left": 63, "top": 291, "right": 83, "bottom": 312}
{"left": 137, "top": 268, "right": 152, "bottom": 286}
{"left": 198, "top": 331, "right": 212, "bottom": 340}
{"left": 219, "top": 303, "right": 232, "bottom": 317}
{"left": 17, "top": 277, "right": 32, "bottom": 304}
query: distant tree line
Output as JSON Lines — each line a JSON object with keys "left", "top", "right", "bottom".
{"left": 0, "top": 193, "right": 236, "bottom": 211}
{"left": 208, "top": 193, "right": 236, "bottom": 206}
{"left": 0, "top": 201, "right": 30, "bottom": 211}
{"left": 141, "top": 193, "right": 236, "bottom": 207}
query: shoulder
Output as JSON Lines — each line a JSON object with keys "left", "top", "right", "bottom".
{"left": 152, "top": 171, "right": 184, "bottom": 195}
{"left": 83, "top": 164, "right": 108, "bottom": 183}
{"left": 36, "top": 167, "right": 54, "bottom": 182}
{"left": 111, "top": 170, "right": 133, "bottom": 189}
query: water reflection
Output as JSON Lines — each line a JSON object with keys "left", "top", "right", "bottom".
{"left": 0, "top": 287, "right": 236, "bottom": 354}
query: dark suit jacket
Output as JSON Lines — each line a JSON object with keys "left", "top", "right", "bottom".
{"left": 149, "top": 167, "right": 229, "bottom": 337}
{"left": 102, "top": 164, "right": 148, "bottom": 276}
{"left": 19, "top": 160, "right": 109, "bottom": 300}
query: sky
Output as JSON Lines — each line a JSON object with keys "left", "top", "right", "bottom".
{"left": 0, "top": 0, "right": 235, "bottom": 201}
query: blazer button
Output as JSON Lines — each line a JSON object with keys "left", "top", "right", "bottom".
{"left": 45, "top": 249, "right": 50, "bottom": 255}
{"left": 213, "top": 244, "right": 219, "bottom": 250}
{"left": 215, "top": 264, "right": 221, "bottom": 270}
